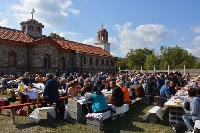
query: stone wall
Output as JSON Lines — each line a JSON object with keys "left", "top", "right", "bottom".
{"left": 0, "top": 42, "right": 116, "bottom": 75}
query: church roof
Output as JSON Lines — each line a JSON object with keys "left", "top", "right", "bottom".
{"left": 0, "top": 26, "right": 34, "bottom": 43}
{"left": 54, "top": 39, "right": 113, "bottom": 57}
{"left": 0, "top": 26, "right": 113, "bottom": 57}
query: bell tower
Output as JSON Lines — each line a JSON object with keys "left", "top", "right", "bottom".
{"left": 20, "top": 8, "right": 44, "bottom": 38}
{"left": 95, "top": 23, "right": 110, "bottom": 53}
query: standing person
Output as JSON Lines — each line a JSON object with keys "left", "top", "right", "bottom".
{"left": 43, "top": 73, "right": 59, "bottom": 105}
{"left": 182, "top": 88, "right": 200, "bottom": 133}
{"left": 107, "top": 81, "right": 124, "bottom": 107}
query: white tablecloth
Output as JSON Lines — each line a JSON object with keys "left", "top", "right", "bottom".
{"left": 29, "top": 107, "right": 56, "bottom": 123}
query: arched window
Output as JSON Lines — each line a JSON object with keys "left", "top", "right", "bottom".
{"left": 95, "top": 58, "right": 98, "bottom": 66}
{"left": 98, "top": 34, "right": 100, "bottom": 41}
{"left": 101, "top": 59, "right": 104, "bottom": 65}
{"left": 110, "top": 60, "right": 114, "bottom": 66}
{"left": 36, "top": 27, "right": 40, "bottom": 32}
{"left": 83, "top": 57, "right": 86, "bottom": 64}
{"left": 29, "top": 25, "right": 34, "bottom": 31}
{"left": 59, "top": 57, "right": 65, "bottom": 69}
{"left": 106, "top": 34, "right": 108, "bottom": 41}
{"left": 102, "top": 33, "right": 105, "bottom": 41}
{"left": 23, "top": 26, "right": 26, "bottom": 32}
{"left": 44, "top": 54, "right": 50, "bottom": 69}
{"left": 89, "top": 57, "right": 93, "bottom": 65}
{"left": 8, "top": 51, "right": 16, "bottom": 67}
{"left": 106, "top": 60, "right": 109, "bottom": 66}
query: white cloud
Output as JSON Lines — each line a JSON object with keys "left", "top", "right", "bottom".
{"left": 180, "top": 37, "right": 185, "bottom": 41}
{"left": 108, "top": 37, "right": 119, "bottom": 50}
{"left": 9, "top": 0, "right": 80, "bottom": 28}
{"left": 53, "top": 30, "right": 82, "bottom": 39}
{"left": 114, "top": 22, "right": 171, "bottom": 56}
{"left": 186, "top": 46, "right": 200, "bottom": 57}
{"left": 0, "top": 19, "right": 12, "bottom": 28}
{"left": 68, "top": 8, "right": 80, "bottom": 15}
{"left": 192, "top": 36, "right": 200, "bottom": 45}
{"left": 192, "top": 25, "right": 200, "bottom": 34}
{"left": 82, "top": 38, "right": 95, "bottom": 45}
{"left": 110, "top": 52, "right": 116, "bottom": 56}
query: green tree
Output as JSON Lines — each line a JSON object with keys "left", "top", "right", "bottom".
{"left": 144, "top": 53, "right": 160, "bottom": 70}
{"left": 49, "top": 33, "right": 65, "bottom": 40}
{"left": 118, "top": 57, "right": 129, "bottom": 70}
{"left": 126, "top": 48, "right": 153, "bottom": 70}
{"left": 159, "top": 45, "right": 197, "bottom": 69}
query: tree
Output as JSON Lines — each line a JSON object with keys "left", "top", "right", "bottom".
{"left": 144, "top": 53, "right": 160, "bottom": 70}
{"left": 118, "top": 57, "right": 129, "bottom": 70}
{"left": 159, "top": 45, "right": 197, "bottom": 69}
{"left": 49, "top": 33, "right": 65, "bottom": 40}
{"left": 126, "top": 48, "right": 154, "bottom": 70}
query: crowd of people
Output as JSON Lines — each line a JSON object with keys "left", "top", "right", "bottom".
{"left": 1, "top": 70, "right": 200, "bottom": 132}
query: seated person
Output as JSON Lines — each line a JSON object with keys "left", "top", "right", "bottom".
{"left": 193, "top": 82, "right": 199, "bottom": 89}
{"left": 60, "top": 78, "right": 67, "bottom": 90}
{"left": 87, "top": 86, "right": 109, "bottom": 113}
{"left": 80, "top": 80, "right": 92, "bottom": 96}
{"left": 117, "top": 82, "right": 131, "bottom": 103}
{"left": 160, "top": 80, "right": 171, "bottom": 101}
{"left": 182, "top": 88, "right": 200, "bottom": 133}
{"left": 21, "top": 72, "right": 32, "bottom": 86}
{"left": 134, "top": 81, "right": 145, "bottom": 98}
{"left": 67, "top": 80, "right": 79, "bottom": 98}
{"left": 107, "top": 81, "right": 124, "bottom": 107}
{"left": 42, "top": 73, "right": 59, "bottom": 105}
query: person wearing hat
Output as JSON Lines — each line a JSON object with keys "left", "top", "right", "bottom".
{"left": 160, "top": 80, "right": 171, "bottom": 101}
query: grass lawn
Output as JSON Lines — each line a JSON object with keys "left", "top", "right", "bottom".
{"left": 0, "top": 94, "right": 174, "bottom": 133}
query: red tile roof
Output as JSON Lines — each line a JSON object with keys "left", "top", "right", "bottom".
{"left": 54, "top": 39, "right": 113, "bottom": 57}
{"left": 0, "top": 26, "right": 34, "bottom": 43}
{"left": 0, "top": 26, "right": 113, "bottom": 57}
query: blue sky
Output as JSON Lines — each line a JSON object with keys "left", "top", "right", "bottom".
{"left": 0, "top": 0, "right": 200, "bottom": 57}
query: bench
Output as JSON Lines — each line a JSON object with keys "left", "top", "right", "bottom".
{"left": 0, "top": 103, "right": 33, "bottom": 124}
{"left": 131, "top": 97, "right": 142, "bottom": 104}
{"left": 86, "top": 110, "right": 111, "bottom": 131}
{"left": 194, "top": 120, "right": 200, "bottom": 133}
{"left": 142, "top": 105, "right": 168, "bottom": 123}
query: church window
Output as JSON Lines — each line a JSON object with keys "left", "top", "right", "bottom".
{"left": 83, "top": 57, "right": 86, "bottom": 64}
{"left": 36, "top": 27, "right": 40, "bottom": 32}
{"left": 89, "top": 57, "right": 93, "bottom": 65}
{"left": 95, "top": 58, "right": 98, "bottom": 66}
{"left": 44, "top": 54, "right": 50, "bottom": 69}
{"left": 8, "top": 51, "right": 16, "bottom": 67}
{"left": 23, "top": 26, "right": 26, "bottom": 32}
{"left": 29, "top": 25, "right": 34, "bottom": 31}
{"left": 59, "top": 57, "right": 65, "bottom": 69}
{"left": 111, "top": 60, "right": 114, "bottom": 66}
{"left": 101, "top": 59, "right": 104, "bottom": 65}
{"left": 102, "top": 33, "right": 105, "bottom": 41}
{"left": 106, "top": 60, "right": 109, "bottom": 66}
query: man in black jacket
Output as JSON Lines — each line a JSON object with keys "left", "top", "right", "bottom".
{"left": 107, "top": 81, "right": 124, "bottom": 107}
{"left": 168, "top": 72, "right": 180, "bottom": 93}
{"left": 43, "top": 73, "right": 59, "bottom": 105}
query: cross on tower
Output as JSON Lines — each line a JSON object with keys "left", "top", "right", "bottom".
{"left": 101, "top": 23, "right": 104, "bottom": 29}
{"left": 31, "top": 8, "right": 35, "bottom": 20}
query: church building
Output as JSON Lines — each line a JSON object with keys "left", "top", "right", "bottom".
{"left": 0, "top": 12, "right": 117, "bottom": 75}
